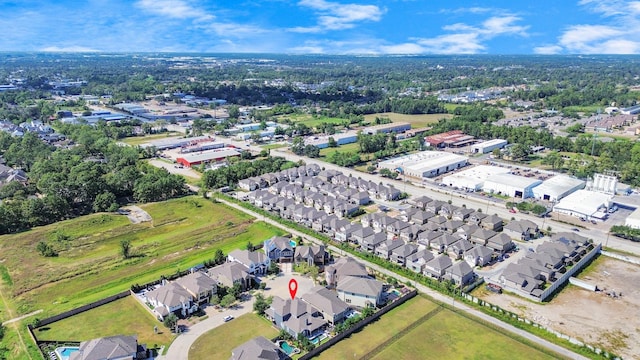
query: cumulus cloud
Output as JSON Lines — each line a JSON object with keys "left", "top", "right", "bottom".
{"left": 290, "top": 0, "right": 385, "bottom": 33}
{"left": 541, "top": 0, "right": 640, "bottom": 54}
{"left": 411, "top": 15, "right": 528, "bottom": 54}
{"left": 135, "top": 0, "right": 212, "bottom": 20}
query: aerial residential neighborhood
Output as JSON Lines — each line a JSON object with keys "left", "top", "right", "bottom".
{"left": 3, "top": 8, "right": 640, "bottom": 358}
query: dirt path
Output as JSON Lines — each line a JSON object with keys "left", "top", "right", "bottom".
{"left": 1, "top": 309, "right": 42, "bottom": 326}
{"left": 0, "top": 282, "right": 33, "bottom": 359}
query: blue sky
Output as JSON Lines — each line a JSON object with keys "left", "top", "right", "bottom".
{"left": 1, "top": 0, "right": 639, "bottom": 54}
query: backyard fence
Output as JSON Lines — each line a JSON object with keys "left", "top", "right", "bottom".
{"left": 298, "top": 289, "right": 417, "bottom": 360}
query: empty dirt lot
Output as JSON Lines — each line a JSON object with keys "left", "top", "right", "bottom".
{"left": 477, "top": 255, "right": 640, "bottom": 359}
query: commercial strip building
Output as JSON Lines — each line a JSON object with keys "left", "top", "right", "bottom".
{"left": 176, "top": 147, "right": 242, "bottom": 167}
{"left": 553, "top": 189, "right": 613, "bottom": 220}
{"left": 531, "top": 175, "right": 586, "bottom": 202}
{"left": 378, "top": 151, "right": 468, "bottom": 178}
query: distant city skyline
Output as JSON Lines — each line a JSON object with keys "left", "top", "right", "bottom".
{"left": 2, "top": 0, "right": 640, "bottom": 54}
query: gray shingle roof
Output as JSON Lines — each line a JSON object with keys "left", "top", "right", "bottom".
{"left": 70, "top": 335, "right": 137, "bottom": 360}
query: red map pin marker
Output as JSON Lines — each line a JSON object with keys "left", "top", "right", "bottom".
{"left": 289, "top": 279, "right": 298, "bottom": 300}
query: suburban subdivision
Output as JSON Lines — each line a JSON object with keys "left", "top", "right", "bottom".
{"left": 1, "top": 53, "right": 640, "bottom": 360}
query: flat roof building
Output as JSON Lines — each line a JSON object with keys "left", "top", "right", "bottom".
{"left": 472, "top": 139, "right": 507, "bottom": 154}
{"left": 176, "top": 147, "right": 241, "bottom": 167}
{"left": 441, "top": 165, "right": 510, "bottom": 191}
{"left": 532, "top": 175, "right": 586, "bottom": 202}
{"left": 483, "top": 173, "right": 542, "bottom": 199}
{"left": 553, "top": 189, "right": 612, "bottom": 219}
{"left": 625, "top": 208, "right": 640, "bottom": 229}
{"left": 362, "top": 122, "right": 411, "bottom": 134}
{"left": 378, "top": 151, "right": 468, "bottom": 178}
{"left": 305, "top": 131, "right": 358, "bottom": 149}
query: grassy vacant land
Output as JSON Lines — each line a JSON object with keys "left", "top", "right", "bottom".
{"left": 121, "top": 132, "right": 181, "bottom": 146}
{"left": 371, "top": 310, "right": 557, "bottom": 360}
{"left": 318, "top": 296, "right": 560, "bottom": 360}
{"left": 319, "top": 142, "right": 360, "bottom": 157}
{"left": 0, "top": 196, "right": 283, "bottom": 317}
{"left": 35, "top": 295, "right": 174, "bottom": 348}
{"left": 189, "top": 313, "right": 279, "bottom": 360}
{"left": 363, "top": 112, "right": 452, "bottom": 128}
{"left": 317, "top": 296, "right": 437, "bottom": 359}
{"left": 277, "top": 114, "right": 346, "bottom": 128}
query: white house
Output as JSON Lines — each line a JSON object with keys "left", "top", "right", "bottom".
{"left": 336, "top": 276, "right": 385, "bottom": 308}
{"left": 228, "top": 249, "right": 271, "bottom": 274}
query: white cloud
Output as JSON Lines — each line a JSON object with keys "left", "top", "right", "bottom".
{"left": 542, "top": 1, "right": 640, "bottom": 54}
{"left": 533, "top": 45, "right": 563, "bottom": 54}
{"left": 411, "top": 15, "right": 528, "bottom": 54}
{"left": 40, "top": 46, "right": 101, "bottom": 52}
{"left": 379, "top": 43, "right": 426, "bottom": 54}
{"left": 135, "top": 0, "right": 212, "bottom": 20}
{"left": 291, "top": 0, "right": 385, "bottom": 33}
{"left": 440, "top": 7, "right": 494, "bottom": 14}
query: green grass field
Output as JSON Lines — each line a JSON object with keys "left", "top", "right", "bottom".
{"left": 35, "top": 295, "right": 174, "bottom": 348}
{"left": 318, "top": 296, "right": 561, "bottom": 360}
{"left": 189, "top": 313, "right": 279, "bottom": 360}
{"left": 278, "top": 114, "right": 347, "bottom": 128}
{"left": 0, "top": 196, "right": 283, "bottom": 317}
{"left": 363, "top": 112, "right": 452, "bottom": 128}
{"left": 371, "top": 309, "right": 557, "bottom": 360}
{"left": 317, "top": 296, "right": 438, "bottom": 359}
{"left": 319, "top": 142, "right": 361, "bottom": 157}
{"left": 121, "top": 132, "right": 181, "bottom": 146}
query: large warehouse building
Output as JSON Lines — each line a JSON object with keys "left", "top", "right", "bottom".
{"left": 378, "top": 151, "right": 468, "bottom": 178}
{"left": 532, "top": 175, "right": 586, "bottom": 202}
{"left": 553, "top": 189, "right": 612, "bottom": 220}
{"left": 483, "top": 173, "right": 542, "bottom": 199}
{"left": 441, "top": 165, "right": 510, "bottom": 191}
{"left": 472, "top": 139, "right": 507, "bottom": 154}
{"left": 362, "top": 122, "right": 411, "bottom": 134}
{"left": 625, "top": 208, "right": 640, "bottom": 229}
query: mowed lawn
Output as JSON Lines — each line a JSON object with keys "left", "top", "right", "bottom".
{"left": 189, "top": 313, "right": 279, "bottom": 360}
{"left": 317, "top": 296, "right": 438, "bottom": 359}
{"left": 120, "top": 132, "right": 181, "bottom": 146}
{"left": 371, "top": 309, "right": 559, "bottom": 360}
{"left": 0, "top": 196, "right": 284, "bottom": 316}
{"left": 278, "top": 114, "right": 347, "bottom": 128}
{"left": 35, "top": 295, "right": 174, "bottom": 347}
{"left": 363, "top": 112, "right": 452, "bottom": 128}
{"left": 319, "top": 142, "right": 360, "bottom": 157}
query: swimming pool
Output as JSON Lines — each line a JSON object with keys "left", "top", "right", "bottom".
{"left": 278, "top": 341, "right": 299, "bottom": 355}
{"left": 55, "top": 346, "right": 79, "bottom": 360}
{"left": 289, "top": 240, "right": 297, "bottom": 248}
{"left": 311, "top": 333, "right": 327, "bottom": 345}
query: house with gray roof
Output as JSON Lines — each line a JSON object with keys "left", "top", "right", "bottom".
{"left": 411, "top": 195, "right": 433, "bottom": 210}
{"left": 265, "top": 297, "right": 326, "bottom": 338}
{"left": 351, "top": 226, "right": 375, "bottom": 245}
{"left": 175, "top": 271, "right": 217, "bottom": 305}
{"left": 410, "top": 210, "right": 435, "bottom": 225}
{"left": 423, "top": 255, "right": 453, "bottom": 280}
{"left": 442, "top": 219, "right": 464, "bottom": 234}
{"left": 464, "top": 246, "right": 494, "bottom": 267}
{"left": 416, "top": 230, "right": 441, "bottom": 248}
{"left": 470, "top": 228, "right": 498, "bottom": 247}
{"left": 229, "top": 249, "right": 271, "bottom": 273}
{"left": 360, "top": 232, "right": 387, "bottom": 253}
{"left": 301, "top": 286, "right": 350, "bottom": 324}
{"left": 69, "top": 335, "right": 144, "bottom": 360}
{"left": 487, "top": 233, "right": 515, "bottom": 254}
{"left": 456, "top": 224, "right": 480, "bottom": 241}
{"left": 431, "top": 233, "right": 459, "bottom": 253}
{"left": 467, "top": 211, "right": 488, "bottom": 225}
{"left": 406, "top": 249, "right": 435, "bottom": 273}
{"left": 452, "top": 207, "right": 474, "bottom": 222}
{"left": 263, "top": 237, "right": 294, "bottom": 263}
{"left": 447, "top": 239, "right": 474, "bottom": 260}
{"left": 325, "top": 257, "right": 369, "bottom": 287}
{"left": 336, "top": 276, "right": 385, "bottom": 308}
{"left": 335, "top": 222, "right": 358, "bottom": 243}
{"left": 400, "top": 224, "right": 423, "bottom": 242}
{"left": 390, "top": 243, "right": 418, "bottom": 266}
{"left": 445, "top": 261, "right": 475, "bottom": 286}
{"left": 375, "top": 239, "right": 405, "bottom": 260}
{"left": 207, "top": 262, "right": 252, "bottom": 290}
{"left": 294, "top": 245, "right": 328, "bottom": 266}
{"left": 481, "top": 214, "right": 504, "bottom": 231}
{"left": 503, "top": 219, "right": 540, "bottom": 241}
{"left": 230, "top": 336, "right": 283, "bottom": 360}
{"left": 146, "top": 282, "right": 195, "bottom": 319}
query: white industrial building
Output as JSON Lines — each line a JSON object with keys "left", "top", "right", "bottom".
{"left": 532, "top": 175, "right": 586, "bottom": 202}
{"left": 441, "top": 165, "right": 510, "bottom": 191}
{"left": 378, "top": 151, "right": 468, "bottom": 178}
{"left": 305, "top": 131, "right": 358, "bottom": 149}
{"left": 625, "top": 208, "right": 640, "bottom": 229}
{"left": 553, "top": 190, "right": 612, "bottom": 220}
{"left": 586, "top": 173, "right": 617, "bottom": 195}
{"left": 483, "top": 173, "right": 542, "bottom": 199}
{"left": 472, "top": 139, "right": 507, "bottom": 154}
